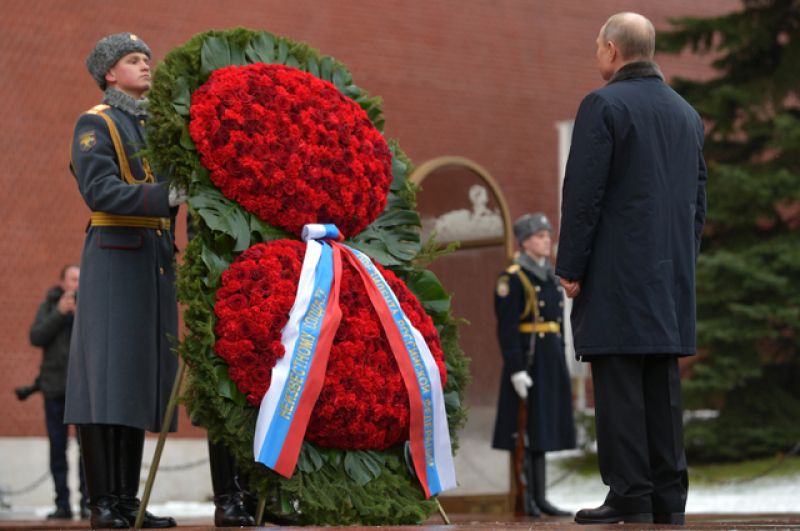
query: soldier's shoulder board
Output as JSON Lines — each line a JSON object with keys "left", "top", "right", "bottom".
{"left": 85, "top": 104, "right": 111, "bottom": 115}
{"left": 505, "top": 264, "right": 521, "bottom": 274}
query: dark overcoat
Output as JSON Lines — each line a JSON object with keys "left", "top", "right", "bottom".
{"left": 64, "top": 93, "right": 178, "bottom": 432}
{"left": 556, "top": 64, "right": 707, "bottom": 358}
{"left": 29, "top": 287, "right": 73, "bottom": 399}
{"left": 491, "top": 262, "right": 576, "bottom": 452}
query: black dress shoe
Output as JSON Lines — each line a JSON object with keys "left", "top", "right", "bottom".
{"left": 117, "top": 496, "right": 177, "bottom": 528}
{"left": 89, "top": 496, "right": 130, "bottom": 529}
{"left": 654, "top": 512, "right": 685, "bottom": 525}
{"left": 80, "top": 504, "right": 91, "bottom": 520}
{"left": 46, "top": 505, "right": 73, "bottom": 519}
{"left": 575, "top": 504, "right": 653, "bottom": 524}
{"left": 215, "top": 493, "right": 256, "bottom": 527}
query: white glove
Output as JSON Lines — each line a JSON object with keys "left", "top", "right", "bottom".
{"left": 510, "top": 371, "right": 533, "bottom": 399}
{"left": 168, "top": 184, "right": 188, "bottom": 207}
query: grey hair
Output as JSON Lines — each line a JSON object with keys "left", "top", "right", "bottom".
{"left": 602, "top": 12, "right": 655, "bottom": 60}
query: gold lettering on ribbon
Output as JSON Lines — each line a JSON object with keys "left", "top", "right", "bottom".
{"left": 355, "top": 250, "right": 436, "bottom": 468}
{"left": 279, "top": 287, "right": 327, "bottom": 420}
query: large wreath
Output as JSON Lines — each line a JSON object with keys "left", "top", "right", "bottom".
{"left": 146, "top": 28, "right": 468, "bottom": 525}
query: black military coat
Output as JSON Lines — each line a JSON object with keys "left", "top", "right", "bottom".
{"left": 491, "top": 261, "right": 576, "bottom": 452}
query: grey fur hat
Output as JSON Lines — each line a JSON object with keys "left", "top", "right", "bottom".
{"left": 513, "top": 212, "right": 552, "bottom": 243}
{"left": 86, "top": 32, "right": 151, "bottom": 90}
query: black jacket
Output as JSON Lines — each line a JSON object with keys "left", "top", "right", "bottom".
{"left": 29, "top": 287, "right": 74, "bottom": 398}
{"left": 556, "top": 62, "right": 707, "bottom": 357}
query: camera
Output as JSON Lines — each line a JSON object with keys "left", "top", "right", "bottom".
{"left": 14, "top": 377, "right": 41, "bottom": 401}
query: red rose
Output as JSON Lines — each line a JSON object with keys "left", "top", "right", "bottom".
{"left": 214, "top": 240, "right": 446, "bottom": 449}
{"left": 189, "top": 64, "right": 392, "bottom": 238}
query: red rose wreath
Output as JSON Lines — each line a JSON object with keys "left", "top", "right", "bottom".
{"left": 189, "top": 63, "right": 393, "bottom": 238}
{"left": 147, "top": 29, "right": 468, "bottom": 525}
{"left": 189, "top": 63, "right": 446, "bottom": 450}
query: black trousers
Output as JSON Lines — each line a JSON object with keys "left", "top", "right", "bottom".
{"left": 44, "top": 397, "right": 88, "bottom": 509}
{"left": 590, "top": 355, "right": 688, "bottom": 514}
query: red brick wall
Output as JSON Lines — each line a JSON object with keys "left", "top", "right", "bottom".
{"left": 0, "top": 0, "right": 737, "bottom": 436}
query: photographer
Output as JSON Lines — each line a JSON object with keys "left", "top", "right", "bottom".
{"left": 28, "top": 265, "right": 88, "bottom": 520}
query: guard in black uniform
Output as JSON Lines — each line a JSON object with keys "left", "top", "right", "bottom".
{"left": 492, "top": 213, "right": 576, "bottom": 516}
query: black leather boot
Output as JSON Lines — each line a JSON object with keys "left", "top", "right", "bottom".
{"left": 116, "top": 425, "right": 177, "bottom": 528}
{"left": 522, "top": 451, "right": 541, "bottom": 517}
{"left": 532, "top": 452, "right": 571, "bottom": 516}
{"left": 237, "top": 467, "right": 300, "bottom": 526}
{"left": 78, "top": 425, "right": 129, "bottom": 529}
{"left": 209, "top": 440, "right": 256, "bottom": 527}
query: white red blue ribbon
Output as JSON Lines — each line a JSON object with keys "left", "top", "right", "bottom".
{"left": 340, "top": 244, "right": 456, "bottom": 497}
{"left": 253, "top": 224, "right": 456, "bottom": 497}
{"left": 253, "top": 226, "right": 342, "bottom": 477}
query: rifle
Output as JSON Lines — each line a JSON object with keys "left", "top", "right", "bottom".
{"left": 512, "top": 395, "right": 529, "bottom": 515}
{"left": 511, "top": 266, "right": 539, "bottom": 515}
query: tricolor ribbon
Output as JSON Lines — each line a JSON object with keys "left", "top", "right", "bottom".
{"left": 253, "top": 224, "right": 456, "bottom": 497}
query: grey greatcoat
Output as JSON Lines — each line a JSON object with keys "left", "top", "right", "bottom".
{"left": 65, "top": 89, "right": 178, "bottom": 433}
{"left": 556, "top": 62, "right": 707, "bottom": 358}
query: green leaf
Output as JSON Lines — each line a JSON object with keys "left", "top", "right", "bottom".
{"left": 200, "top": 245, "right": 230, "bottom": 288}
{"left": 332, "top": 67, "right": 347, "bottom": 92}
{"left": 179, "top": 125, "right": 195, "bottom": 150}
{"left": 319, "top": 56, "right": 333, "bottom": 80}
{"left": 215, "top": 364, "right": 246, "bottom": 405}
{"left": 276, "top": 40, "right": 289, "bottom": 64}
{"left": 372, "top": 209, "right": 420, "bottom": 228}
{"left": 249, "top": 214, "right": 292, "bottom": 243}
{"left": 343, "top": 450, "right": 383, "bottom": 486}
{"left": 322, "top": 448, "right": 343, "bottom": 467}
{"left": 189, "top": 188, "right": 251, "bottom": 252}
{"left": 306, "top": 57, "right": 320, "bottom": 78}
{"left": 391, "top": 156, "right": 409, "bottom": 190}
{"left": 406, "top": 270, "right": 451, "bottom": 316}
{"left": 201, "top": 36, "right": 233, "bottom": 76}
{"left": 443, "top": 390, "right": 461, "bottom": 411}
{"left": 285, "top": 55, "right": 301, "bottom": 69}
{"left": 229, "top": 40, "right": 246, "bottom": 66}
{"left": 347, "top": 237, "right": 401, "bottom": 266}
{"left": 245, "top": 32, "right": 276, "bottom": 64}
{"left": 344, "top": 84, "right": 361, "bottom": 98}
{"left": 190, "top": 166, "right": 211, "bottom": 186}
{"left": 171, "top": 77, "right": 191, "bottom": 116}
{"left": 297, "top": 443, "right": 324, "bottom": 473}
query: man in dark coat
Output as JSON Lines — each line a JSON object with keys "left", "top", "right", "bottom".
{"left": 556, "top": 13, "right": 707, "bottom": 526}
{"left": 65, "top": 32, "right": 186, "bottom": 529}
{"left": 28, "top": 265, "right": 89, "bottom": 520}
{"left": 492, "top": 213, "right": 576, "bottom": 517}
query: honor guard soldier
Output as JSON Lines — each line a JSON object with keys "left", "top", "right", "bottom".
{"left": 492, "top": 213, "right": 576, "bottom": 517}
{"left": 64, "top": 33, "right": 187, "bottom": 529}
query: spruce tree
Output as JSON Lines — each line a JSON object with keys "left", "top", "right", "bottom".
{"left": 658, "top": 0, "right": 800, "bottom": 461}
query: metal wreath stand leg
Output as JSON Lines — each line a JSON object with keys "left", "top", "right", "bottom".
{"left": 134, "top": 357, "right": 186, "bottom": 529}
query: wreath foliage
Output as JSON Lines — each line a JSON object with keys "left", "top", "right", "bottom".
{"left": 147, "top": 28, "right": 469, "bottom": 524}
